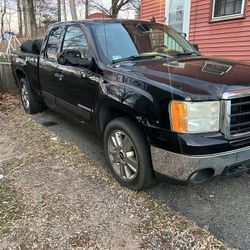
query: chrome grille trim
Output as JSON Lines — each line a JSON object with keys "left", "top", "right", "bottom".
{"left": 221, "top": 100, "right": 232, "bottom": 139}
{"left": 222, "top": 89, "right": 250, "bottom": 100}
{"left": 222, "top": 89, "right": 250, "bottom": 139}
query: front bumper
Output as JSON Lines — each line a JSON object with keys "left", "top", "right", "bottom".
{"left": 151, "top": 145, "right": 250, "bottom": 183}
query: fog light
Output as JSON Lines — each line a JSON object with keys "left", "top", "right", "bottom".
{"left": 189, "top": 168, "right": 214, "bottom": 184}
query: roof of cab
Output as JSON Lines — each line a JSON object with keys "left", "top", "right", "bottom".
{"left": 48, "top": 18, "right": 161, "bottom": 29}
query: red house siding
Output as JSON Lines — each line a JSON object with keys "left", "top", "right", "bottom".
{"left": 189, "top": 0, "right": 250, "bottom": 63}
{"left": 140, "top": 0, "right": 166, "bottom": 22}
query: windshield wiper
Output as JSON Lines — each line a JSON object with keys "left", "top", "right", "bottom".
{"left": 112, "top": 53, "right": 170, "bottom": 64}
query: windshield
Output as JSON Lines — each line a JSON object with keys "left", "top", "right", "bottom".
{"left": 91, "top": 22, "right": 198, "bottom": 64}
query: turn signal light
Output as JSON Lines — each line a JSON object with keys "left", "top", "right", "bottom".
{"left": 170, "top": 101, "right": 187, "bottom": 132}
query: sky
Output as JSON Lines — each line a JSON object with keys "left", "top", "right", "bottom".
{"left": 0, "top": 0, "right": 136, "bottom": 34}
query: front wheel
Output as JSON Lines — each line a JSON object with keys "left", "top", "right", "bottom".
{"left": 104, "top": 117, "right": 155, "bottom": 191}
{"left": 20, "top": 78, "right": 43, "bottom": 114}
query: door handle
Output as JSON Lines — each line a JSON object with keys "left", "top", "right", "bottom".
{"left": 54, "top": 72, "right": 64, "bottom": 80}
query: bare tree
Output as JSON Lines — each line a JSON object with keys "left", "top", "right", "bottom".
{"left": 25, "top": 0, "right": 32, "bottom": 37}
{"left": 0, "top": 0, "right": 7, "bottom": 34}
{"left": 111, "top": 0, "right": 127, "bottom": 18}
{"left": 57, "top": 0, "right": 61, "bottom": 22}
{"left": 35, "top": 0, "right": 58, "bottom": 34}
{"left": 5, "top": 0, "right": 13, "bottom": 31}
{"left": 22, "top": 0, "right": 28, "bottom": 36}
{"left": 130, "top": 0, "right": 140, "bottom": 18}
{"left": 85, "top": 0, "right": 89, "bottom": 18}
{"left": 91, "top": 0, "right": 140, "bottom": 18}
{"left": 80, "top": 0, "right": 94, "bottom": 18}
{"left": 69, "top": 0, "right": 78, "bottom": 20}
{"left": 17, "top": 0, "right": 23, "bottom": 36}
{"left": 62, "top": 0, "right": 67, "bottom": 21}
{"left": 26, "top": 0, "right": 37, "bottom": 37}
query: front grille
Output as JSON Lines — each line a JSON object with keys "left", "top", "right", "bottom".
{"left": 230, "top": 97, "right": 250, "bottom": 136}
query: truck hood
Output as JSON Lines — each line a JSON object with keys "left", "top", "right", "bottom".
{"left": 116, "top": 56, "right": 250, "bottom": 100}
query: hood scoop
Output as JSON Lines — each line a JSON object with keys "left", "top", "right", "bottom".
{"left": 202, "top": 61, "right": 232, "bottom": 76}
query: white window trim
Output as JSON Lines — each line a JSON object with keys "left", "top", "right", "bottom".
{"left": 211, "top": 0, "right": 246, "bottom": 21}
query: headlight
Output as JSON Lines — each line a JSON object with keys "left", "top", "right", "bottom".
{"left": 170, "top": 101, "right": 220, "bottom": 133}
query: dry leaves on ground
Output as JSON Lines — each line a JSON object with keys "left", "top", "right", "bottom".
{"left": 0, "top": 93, "right": 231, "bottom": 249}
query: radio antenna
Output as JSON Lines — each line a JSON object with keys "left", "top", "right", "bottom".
{"left": 162, "top": 1, "right": 185, "bottom": 156}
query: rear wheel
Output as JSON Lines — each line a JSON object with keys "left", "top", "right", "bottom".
{"left": 104, "top": 117, "right": 155, "bottom": 190}
{"left": 20, "top": 78, "right": 43, "bottom": 114}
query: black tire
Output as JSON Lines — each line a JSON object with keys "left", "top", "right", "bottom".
{"left": 104, "top": 117, "right": 155, "bottom": 191}
{"left": 19, "top": 78, "right": 43, "bottom": 114}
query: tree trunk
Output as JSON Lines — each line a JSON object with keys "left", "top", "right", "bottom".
{"left": 17, "top": 0, "right": 23, "bottom": 36}
{"left": 0, "top": 0, "right": 7, "bottom": 35}
{"left": 85, "top": 0, "right": 89, "bottom": 19}
{"left": 6, "top": 1, "right": 11, "bottom": 31}
{"left": 62, "top": 0, "right": 67, "bottom": 21}
{"left": 25, "top": 0, "right": 32, "bottom": 37}
{"left": 22, "top": 0, "right": 28, "bottom": 36}
{"left": 57, "top": 0, "right": 61, "bottom": 22}
{"left": 26, "top": 0, "right": 37, "bottom": 38}
{"left": 69, "top": 0, "right": 78, "bottom": 20}
{"left": 95, "top": 0, "right": 137, "bottom": 19}
{"left": 111, "top": 8, "right": 119, "bottom": 18}
{"left": 111, "top": 0, "right": 122, "bottom": 18}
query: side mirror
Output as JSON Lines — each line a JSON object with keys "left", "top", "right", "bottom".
{"left": 57, "top": 49, "right": 90, "bottom": 67}
{"left": 192, "top": 44, "right": 199, "bottom": 51}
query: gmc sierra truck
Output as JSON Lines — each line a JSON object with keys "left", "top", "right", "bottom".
{"left": 11, "top": 19, "right": 250, "bottom": 190}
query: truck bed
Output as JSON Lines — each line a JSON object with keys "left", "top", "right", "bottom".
{"left": 11, "top": 51, "right": 40, "bottom": 93}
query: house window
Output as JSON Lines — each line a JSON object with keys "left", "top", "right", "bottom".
{"left": 212, "top": 0, "right": 246, "bottom": 21}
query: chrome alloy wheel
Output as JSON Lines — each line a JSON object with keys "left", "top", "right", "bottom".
{"left": 21, "top": 84, "right": 30, "bottom": 110}
{"left": 108, "top": 130, "right": 139, "bottom": 181}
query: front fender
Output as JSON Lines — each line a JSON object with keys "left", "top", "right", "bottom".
{"left": 99, "top": 79, "right": 161, "bottom": 128}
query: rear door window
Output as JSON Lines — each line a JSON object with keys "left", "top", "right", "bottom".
{"left": 46, "top": 27, "right": 64, "bottom": 61}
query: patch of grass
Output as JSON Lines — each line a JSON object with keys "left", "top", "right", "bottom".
{"left": 176, "top": 222, "right": 188, "bottom": 232}
{"left": 0, "top": 183, "right": 22, "bottom": 235}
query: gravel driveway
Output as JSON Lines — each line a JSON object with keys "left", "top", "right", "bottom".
{"left": 0, "top": 94, "right": 238, "bottom": 249}
{"left": 31, "top": 109, "right": 250, "bottom": 250}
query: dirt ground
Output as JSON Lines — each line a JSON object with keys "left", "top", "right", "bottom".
{"left": 0, "top": 93, "right": 229, "bottom": 249}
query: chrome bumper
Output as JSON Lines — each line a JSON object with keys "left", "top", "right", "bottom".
{"left": 151, "top": 145, "right": 250, "bottom": 181}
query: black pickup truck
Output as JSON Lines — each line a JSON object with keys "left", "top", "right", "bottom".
{"left": 11, "top": 19, "right": 250, "bottom": 190}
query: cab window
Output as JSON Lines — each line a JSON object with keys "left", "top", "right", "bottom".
{"left": 62, "top": 26, "right": 89, "bottom": 56}
{"left": 46, "top": 27, "right": 64, "bottom": 61}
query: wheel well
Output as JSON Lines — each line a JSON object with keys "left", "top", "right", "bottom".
{"left": 15, "top": 70, "right": 26, "bottom": 87}
{"left": 99, "top": 104, "right": 142, "bottom": 136}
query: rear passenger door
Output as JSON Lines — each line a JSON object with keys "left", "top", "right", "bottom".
{"left": 39, "top": 26, "right": 65, "bottom": 106}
